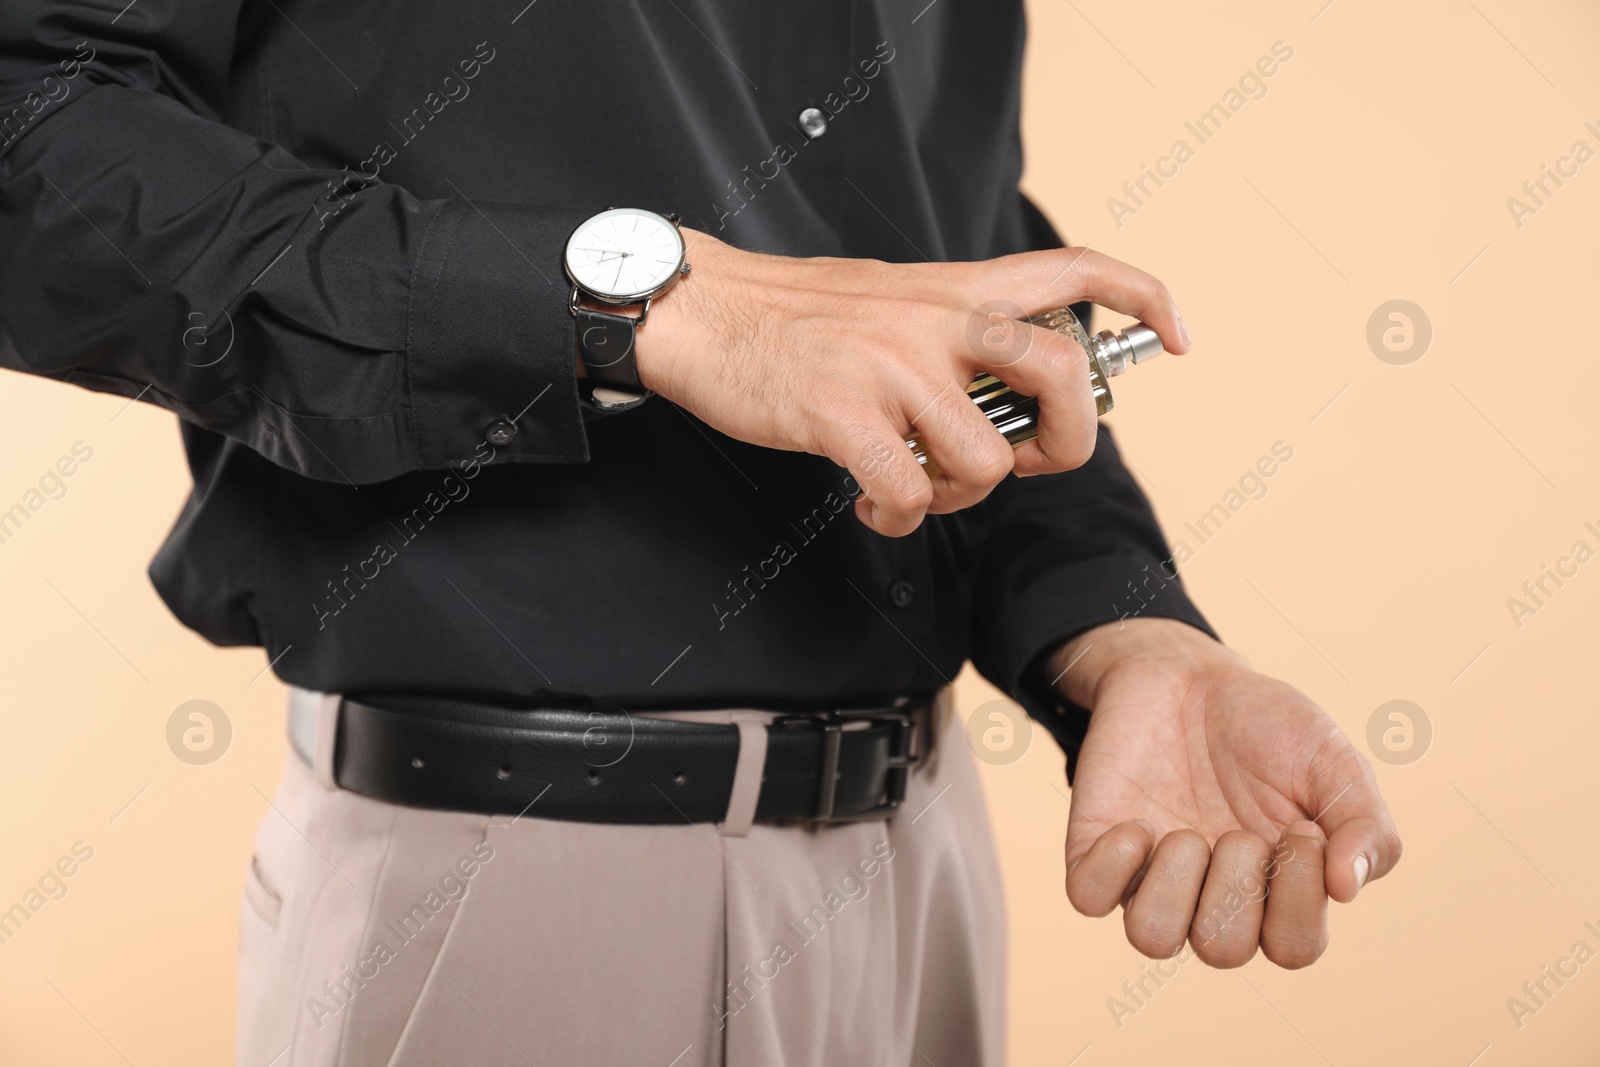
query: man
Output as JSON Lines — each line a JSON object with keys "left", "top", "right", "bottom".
{"left": 0, "top": 2, "right": 1399, "bottom": 1064}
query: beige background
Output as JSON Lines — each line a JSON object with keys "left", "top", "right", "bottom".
{"left": 2, "top": 0, "right": 1597, "bottom": 1062}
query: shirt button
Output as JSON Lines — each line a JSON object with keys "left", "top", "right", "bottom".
{"left": 484, "top": 419, "right": 517, "bottom": 446}
{"left": 888, "top": 580, "right": 915, "bottom": 608}
{"left": 798, "top": 107, "right": 827, "bottom": 139}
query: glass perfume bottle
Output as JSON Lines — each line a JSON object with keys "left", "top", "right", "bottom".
{"left": 905, "top": 306, "right": 1164, "bottom": 472}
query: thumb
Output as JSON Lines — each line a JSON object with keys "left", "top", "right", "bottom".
{"left": 1312, "top": 757, "right": 1403, "bottom": 903}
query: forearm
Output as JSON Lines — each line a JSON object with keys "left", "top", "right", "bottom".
{"left": 1, "top": 20, "right": 589, "bottom": 482}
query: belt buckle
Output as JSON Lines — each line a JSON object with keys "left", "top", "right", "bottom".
{"left": 777, "top": 701, "right": 929, "bottom": 822}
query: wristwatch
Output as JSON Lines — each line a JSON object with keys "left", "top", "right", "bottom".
{"left": 563, "top": 207, "right": 691, "bottom": 411}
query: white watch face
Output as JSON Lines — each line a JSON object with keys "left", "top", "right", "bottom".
{"left": 564, "top": 208, "right": 686, "bottom": 302}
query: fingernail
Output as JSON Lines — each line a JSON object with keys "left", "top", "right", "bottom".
{"left": 1176, "top": 315, "right": 1193, "bottom": 348}
{"left": 1352, "top": 854, "right": 1370, "bottom": 893}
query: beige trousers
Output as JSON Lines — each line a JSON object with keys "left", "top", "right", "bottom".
{"left": 238, "top": 690, "right": 1006, "bottom": 1066}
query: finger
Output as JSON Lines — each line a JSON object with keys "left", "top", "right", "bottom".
{"left": 958, "top": 247, "right": 1192, "bottom": 357}
{"left": 1304, "top": 748, "right": 1403, "bottom": 903}
{"left": 987, "top": 324, "right": 1100, "bottom": 477}
{"left": 1260, "top": 820, "right": 1329, "bottom": 970}
{"left": 1123, "top": 829, "right": 1210, "bottom": 960}
{"left": 936, "top": 303, "right": 1097, "bottom": 478}
{"left": 824, "top": 410, "right": 933, "bottom": 538}
{"left": 905, "top": 376, "right": 1017, "bottom": 514}
{"left": 1065, "top": 819, "right": 1155, "bottom": 919}
{"left": 1187, "top": 830, "right": 1272, "bottom": 968}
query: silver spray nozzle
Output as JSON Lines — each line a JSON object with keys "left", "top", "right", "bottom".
{"left": 1092, "top": 323, "right": 1164, "bottom": 377}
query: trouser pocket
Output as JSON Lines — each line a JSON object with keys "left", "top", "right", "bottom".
{"left": 242, "top": 856, "right": 283, "bottom": 928}
{"left": 237, "top": 850, "right": 295, "bottom": 1064}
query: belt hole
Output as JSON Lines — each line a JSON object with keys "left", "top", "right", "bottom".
{"left": 673, "top": 772, "right": 686, "bottom": 785}
{"left": 496, "top": 765, "right": 512, "bottom": 780}
{"left": 410, "top": 757, "right": 425, "bottom": 769}
{"left": 587, "top": 769, "right": 600, "bottom": 785}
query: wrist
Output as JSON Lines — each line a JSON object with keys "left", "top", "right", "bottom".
{"left": 631, "top": 225, "right": 717, "bottom": 396}
{"left": 1048, "top": 617, "right": 1241, "bottom": 709}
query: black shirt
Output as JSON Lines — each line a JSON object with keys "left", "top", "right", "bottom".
{"left": 0, "top": 0, "right": 1209, "bottom": 760}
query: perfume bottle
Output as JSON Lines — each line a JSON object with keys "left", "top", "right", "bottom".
{"left": 905, "top": 306, "right": 1164, "bottom": 472}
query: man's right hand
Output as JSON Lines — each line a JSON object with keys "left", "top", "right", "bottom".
{"left": 634, "top": 228, "right": 1193, "bottom": 537}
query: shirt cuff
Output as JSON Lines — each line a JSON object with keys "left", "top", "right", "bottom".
{"left": 973, "top": 551, "right": 1217, "bottom": 780}
{"left": 406, "top": 198, "right": 592, "bottom": 468}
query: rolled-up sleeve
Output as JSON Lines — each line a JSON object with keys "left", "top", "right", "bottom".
{"left": 0, "top": 3, "right": 589, "bottom": 484}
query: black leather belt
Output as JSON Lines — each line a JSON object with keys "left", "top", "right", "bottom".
{"left": 301, "top": 693, "right": 934, "bottom": 824}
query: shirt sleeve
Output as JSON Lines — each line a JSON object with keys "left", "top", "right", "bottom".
{"left": 963, "top": 196, "right": 1217, "bottom": 775}
{"left": 967, "top": 424, "right": 1218, "bottom": 778}
{"left": 0, "top": 3, "right": 589, "bottom": 484}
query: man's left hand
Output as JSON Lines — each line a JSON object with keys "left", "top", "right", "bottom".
{"left": 1045, "top": 618, "right": 1402, "bottom": 969}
